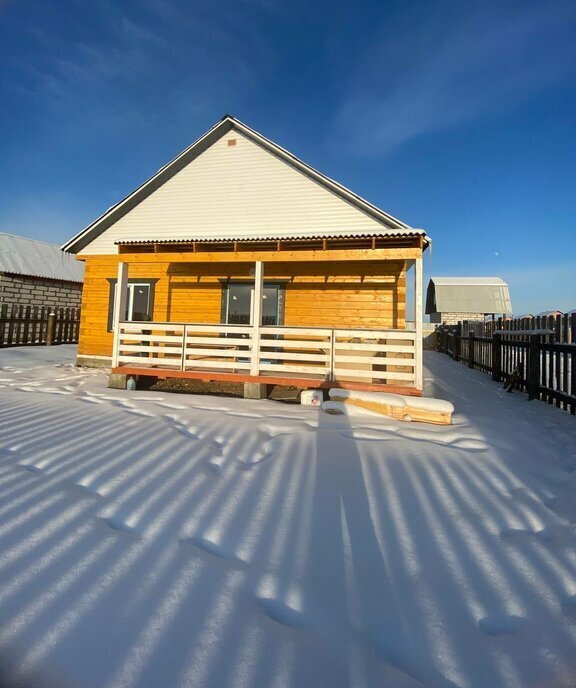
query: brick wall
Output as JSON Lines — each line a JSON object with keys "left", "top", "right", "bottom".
{"left": 0, "top": 273, "right": 82, "bottom": 308}
{"left": 430, "top": 311, "right": 485, "bottom": 325}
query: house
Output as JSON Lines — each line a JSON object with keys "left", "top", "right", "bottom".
{"left": 0, "top": 232, "right": 84, "bottom": 308}
{"left": 535, "top": 310, "right": 563, "bottom": 318}
{"left": 426, "top": 277, "right": 512, "bottom": 325}
{"left": 62, "top": 115, "right": 430, "bottom": 396}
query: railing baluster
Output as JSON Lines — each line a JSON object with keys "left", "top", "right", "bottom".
{"left": 329, "top": 329, "right": 335, "bottom": 381}
{"left": 181, "top": 325, "right": 187, "bottom": 371}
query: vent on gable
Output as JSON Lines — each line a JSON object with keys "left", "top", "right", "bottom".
{"left": 227, "top": 139, "right": 237, "bottom": 147}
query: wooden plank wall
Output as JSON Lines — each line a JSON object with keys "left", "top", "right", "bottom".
{"left": 78, "top": 256, "right": 406, "bottom": 357}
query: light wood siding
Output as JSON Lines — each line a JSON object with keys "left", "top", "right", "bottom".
{"left": 285, "top": 284, "right": 404, "bottom": 329}
{"left": 78, "top": 256, "right": 406, "bottom": 357}
{"left": 81, "top": 130, "right": 389, "bottom": 255}
{"left": 78, "top": 256, "right": 169, "bottom": 357}
{"left": 284, "top": 261, "right": 405, "bottom": 329}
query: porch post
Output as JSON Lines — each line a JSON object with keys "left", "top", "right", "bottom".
{"left": 250, "top": 261, "right": 264, "bottom": 376}
{"left": 414, "top": 257, "right": 423, "bottom": 390}
{"left": 111, "top": 261, "right": 129, "bottom": 368}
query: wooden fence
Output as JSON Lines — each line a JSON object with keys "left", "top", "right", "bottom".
{"left": 0, "top": 304, "right": 81, "bottom": 347}
{"left": 436, "top": 313, "right": 576, "bottom": 415}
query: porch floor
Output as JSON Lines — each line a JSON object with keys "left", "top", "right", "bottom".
{"left": 112, "top": 364, "right": 423, "bottom": 396}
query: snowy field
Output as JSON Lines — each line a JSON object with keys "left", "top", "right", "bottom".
{"left": 0, "top": 345, "right": 576, "bottom": 688}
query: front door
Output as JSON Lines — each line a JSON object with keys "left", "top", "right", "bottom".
{"left": 225, "top": 284, "right": 281, "bottom": 325}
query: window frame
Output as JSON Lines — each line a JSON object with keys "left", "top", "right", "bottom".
{"left": 106, "top": 278, "right": 158, "bottom": 332}
{"left": 220, "top": 281, "right": 285, "bottom": 326}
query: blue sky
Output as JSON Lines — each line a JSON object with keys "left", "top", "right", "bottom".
{"left": 0, "top": 0, "right": 575, "bottom": 314}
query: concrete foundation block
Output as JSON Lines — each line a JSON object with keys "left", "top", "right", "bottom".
{"left": 76, "top": 356, "right": 112, "bottom": 369}
{"left": 108, "top": 373, "right": 128, "bottom": 390}
{"left": 244, "top": 382, "right": 268, "bottom": 400}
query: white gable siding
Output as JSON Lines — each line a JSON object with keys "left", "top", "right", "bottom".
{"left": 81, "top": 131, "right": 389, "bottom": 255}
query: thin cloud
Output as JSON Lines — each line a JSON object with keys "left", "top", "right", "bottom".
{"left": 334, "top": 4, "right": 576, "bottom": 156}
{"left": 9, "top": 1, "right": 274, "bottom": 137}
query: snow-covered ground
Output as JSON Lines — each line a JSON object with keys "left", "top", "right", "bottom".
{"left": 0, "top": 345, "right": 575, "bottom": 688}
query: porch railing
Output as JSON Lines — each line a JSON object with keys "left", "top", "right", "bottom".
{"left": 113, "top": 322, "right": 417, "bottom": 386}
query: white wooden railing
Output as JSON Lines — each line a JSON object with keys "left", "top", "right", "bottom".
{"left": 113, "top": 322, "right": 418, "bottom": 386}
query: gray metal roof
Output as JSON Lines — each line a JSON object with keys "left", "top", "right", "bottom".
{"left": 430, "top": 276, "right": 507, "bottom": 286}
{"left": 115, "top": 228, "right": 426, "bottom": 244}
{"left": 0, "top": 233, "right": 84, "bottom": 282}
{"left": 426, "top": 276, "right": 512, "bottom": 315}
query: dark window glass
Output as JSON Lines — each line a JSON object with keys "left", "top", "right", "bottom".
{"left": 107, "top": 279, "right": 156, "bottom": 331}
{"left": 131, "top": 285, "right": 150, "bottom": 322}
{"left": 227, "top": 284, "right": 252, "bottom": 324}
{"left": 225, "top": 284, "right": 280, "bottom": 325}
{"left": 262, "top": 287, "right": 279, "bottom": 325}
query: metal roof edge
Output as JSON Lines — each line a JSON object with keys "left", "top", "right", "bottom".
{"left": 61, "top": 118, "right": 234, "bottom": 253}
{"left": 113, "top": 230, "right": 427, "bottom": 245}
{"left": 225, "top": 116, "right": 414, "bottom": 233}
{"left": 430, "top": 277, "right": 507, "bottom": 286}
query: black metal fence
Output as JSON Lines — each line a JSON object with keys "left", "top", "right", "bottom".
{"left": 0, "top": 304, "right": 81, "bottom": 347}
{"left": 436, "top": 314, "right": 576, "bottom": 415}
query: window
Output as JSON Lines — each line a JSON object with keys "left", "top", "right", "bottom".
{"left": 107, "top": 279, "right": 157, "bottom": 331}
{"left": 221, "top": 282, "right": 284, "bottom": 326}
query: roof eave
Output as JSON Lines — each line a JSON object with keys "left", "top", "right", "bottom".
{"left": 113, "top": 230, "right": 427, "bottom": 245}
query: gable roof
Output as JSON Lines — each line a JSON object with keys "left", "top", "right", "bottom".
{"left": 0, "top": 232, "right": 84, "bottom": 282}
{"left": 430, "top": 277, "right": 507, "bottom": 286}
{"left": 62, "top": 115, "right": 428, "bottom": 254}
{"left": 426, "top": 276, "right": 512, "bottom": 315}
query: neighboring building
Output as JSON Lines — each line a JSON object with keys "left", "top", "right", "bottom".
{"left": 535, "top": 310, "right": 563, "bottom": 318}
{"left": 0, "top": 232, "right": 84, "bottom": 308}
{"left": 426, "top": 277, "right": 512, "bottom": 325}
{"left": 63, "top": 115, "right": 430, "bottom": 394}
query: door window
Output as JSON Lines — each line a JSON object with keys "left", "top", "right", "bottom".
{"left": 128, "top": 284, "right": 151, "bottom": 321}
{"left": 225, "top": 284, "right": 280, "bottom": 325}
{"left": 107, "top": 280, "right": 156, "bottom": 331}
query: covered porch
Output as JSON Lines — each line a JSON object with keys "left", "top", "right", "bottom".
{"left": 110, "top": 240, "right": 424, "bottom": 395}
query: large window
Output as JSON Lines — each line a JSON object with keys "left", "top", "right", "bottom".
{"left": 222, "top": 283, "right": 284, "bottom": 326}
{"left": 107, "top": 279, "right": 157, "bottom": 331}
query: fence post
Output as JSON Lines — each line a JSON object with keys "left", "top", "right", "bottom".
{"left": 454, "top": 324, "right": 461, "bottom": 361}
{"left": 0, "top": 303, "right": 8, "bottom": 347}
{"left": 527, "top": 334, "right": 541, "bottom": 401}
{"left": 492, "top": 332, "right": 502, "bottom": 381}
{"left": 468, "top": 331, "right": 474, "bottom": 368}
{"left": 46, "top": 312, "right": 56, "bottom": 346}
{"left": 7, "top": 304, "right": 16, "bottom": 345}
